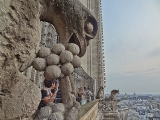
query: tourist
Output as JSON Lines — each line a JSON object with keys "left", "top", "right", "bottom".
{"left": 84, "top": 87, "right": 93, "bottom": 102}
{"left": 76, "top": 87, "right": 86, "bottom": 105}
{"left": 52, "top": 80, "right": 62, "bottom": 103}
{"left": 37, "top": 79, "right": 59, "bottom": 110}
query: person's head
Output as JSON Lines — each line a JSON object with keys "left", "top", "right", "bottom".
{"left": 44, "top": 79, "right": 55, "bottom": 88}
{"left": 84, "top": 87, "right": 86, "bottom": 90}
{"left": 79, "top": 87, "right": 84, "bottom": 92}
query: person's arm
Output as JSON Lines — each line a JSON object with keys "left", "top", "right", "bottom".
{"left": 43, "top": 89, "right": 58, "bottom": 104}
{"left": 43, "top": 84, "right": 59, "bottom": 104}
{"left": 83, "top": 92, "right": 86, "bottom": 96}
{"left": 89, "top": 91, "right": 93, "bottom": 96}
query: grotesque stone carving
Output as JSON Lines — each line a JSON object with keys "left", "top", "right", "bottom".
{"left": 96, "top": 86, "right": 104, "bottom": 100}
{"left": 99, "top": 89, "right": 120, "bottom": 112}
{"left": 109, "top": 89, "right": 119, "bottom": 100}
{"left": 0, "top": 0, "right": 98, "bottom": 119}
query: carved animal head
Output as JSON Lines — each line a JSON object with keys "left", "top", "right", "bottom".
{"left": 111, "top": 89, "right": 119, "bottom": 96}
{"left": 0, "top": 0, "right": 98, "bottom": 73}
{"left": 40, "top": 0, "right": 98, "bottom": 57}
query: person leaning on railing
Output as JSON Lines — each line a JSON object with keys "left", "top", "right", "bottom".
{"left": 84, "top": 87, "right": 93, "bottom": 102}
{"left": 37, "top": 79, "right": 59, "bottom": 110}
{"left": 76, "top": 87, "right": 86, "bottom": 105}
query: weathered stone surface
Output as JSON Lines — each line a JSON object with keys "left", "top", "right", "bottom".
{"left": 59, "top": 76, "right": 80, "bottom": 120}
{"left": 47, "top": 102, "right": 55, "bottom": 107}
{"left": 38, "top": 106, "right": 52, "bottom": 118}
{"left": 49, "top": 112, "right": 64, "bottom": 120}
{"left": 60, "top": 50, "right": 73, "bottom": 63}
{"left": 33, "top": 58, "right": 46, "bottom": 71}
{"left": 59, "top": 72, "right": 65, "bottom": 78}
{"left": 38, "top": 47, "right": 51, "bottom": 58}
{"left": 67, "top": 106, "right": 79, "bottom": 120}
{"left": 61, "top": 63, "right": 74, "bottom": 75}
{"left": 52, "top": 103, "right": 65, "bottom": 113}
{"left": 19, "top": 49, "right": 37, "bottom": 72}
{"left": 67, "top": 43, "right": 80, "bottom": 55}
{"left": 71, "top": 55, "right": 81, "bottom": 68}
{"left": 85, "top": 22, "right": 94, "bottom": 34}
{"left": 46, "top": 53, "right": 59, "bottom": 65}
{"left": 41, "top": 21, "right": 58, "bottom": 48}
{"left": 0, "top": 0, "right": 98, "bottom": 119}
{"left": 52, "top": 43, "right": 65, "bottom": 55}
{"left": 44, "top": 65, "right": 61, "bottom": 80}
{"left": 3, "top": 76, "right": 41, "bottom": 120}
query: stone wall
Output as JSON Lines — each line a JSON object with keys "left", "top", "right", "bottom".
{"left": 22, "top": 21, "right": 58, "bottom": 89}
{"left": 0, "top": 0, "right": 98, "bottom": 119}
{"left": 79, "top": 0, "right": 105, "bottom": 98}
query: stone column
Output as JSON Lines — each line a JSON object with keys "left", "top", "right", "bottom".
{"left": 35, "top": 71, "right": 43, "bottom": 89}
{"left": 31, "top": 68, "right": 36, "bottom": 82}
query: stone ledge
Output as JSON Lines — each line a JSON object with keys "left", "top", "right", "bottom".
{"left": 76, "top": 99, "right": 99, "bottom": 120}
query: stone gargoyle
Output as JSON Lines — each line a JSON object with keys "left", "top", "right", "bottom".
{"left": 0, "top": 0, "right": 98, "bottom": 119}
{"left": 100, "top": 89, "right": 120, "bottom": 112}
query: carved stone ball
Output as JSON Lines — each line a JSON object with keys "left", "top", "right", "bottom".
{"left": 49, "top": 112, "right": 64, "bottom": 120}
{"left": 67, "top": 43, "right": 80, "bottom": 55}
{"left": 61, "top": 63, "right": 74, "bottom": 75}
{"left": 33, "top": 58, "right": 46, "bottom": 71}
{"left": 38, "top": 47, "right": 51, "bottom": 58}
{"left": 67, "top": 107, "right": 79, "bottom": 120}
{"left": 60, "top": 50, "right": 73, "bottom": 63}
{"left": 44, "top": 65, "right": 61, "bottom": 80}
{"left": 47, "top": 102, "right": 55, "bottom": 107}
{"left": 59, "top": 72, "right": 65, "bottom": 78}
{"left": 46, "top": 53, "right": 59, "bottom": 65}
{"left": 38, "top": 118, "right": 48, "bottom": 120}
{"left": 52, "top": 103, "right": 65, "bottom": 113}
{"left": 38, "top": 106, "right": 52, "bottom": 118}
{"left": 71, "top": 55, "right": 81, "bottom": 68}
{"left": 52, "top": 43, "right": 65, "bottom": 55}
{"left": 85, "top": 22, "right": 93, "bottom": 34}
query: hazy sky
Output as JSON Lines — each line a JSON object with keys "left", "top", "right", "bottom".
{"left": 102, "top": 0, "right": 160, "bottom": 94}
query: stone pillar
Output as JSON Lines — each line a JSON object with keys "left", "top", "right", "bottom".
{"left": 25, "top": 66, "right": 33, "bottom": 78}
{"left": 35, "top": 71, "right": 43, "bottom": 89}
{"left": 31, "top": 68, "right": 36, "bottom": 82}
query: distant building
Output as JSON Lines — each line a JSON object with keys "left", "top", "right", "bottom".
{"left": 127, "top": 113, "right": 140, "bottom": 120}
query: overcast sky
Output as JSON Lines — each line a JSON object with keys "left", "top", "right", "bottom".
{"left": 102, "top": 0, "right": 160, "bottom": 94}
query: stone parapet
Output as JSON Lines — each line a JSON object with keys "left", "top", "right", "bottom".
{"left": 80, "top": 102, "right": 99, "bottom": 120}
{"left": 76, "top": 99, "right": 99, "bottom": 120}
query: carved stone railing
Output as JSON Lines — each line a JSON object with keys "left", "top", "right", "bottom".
{"left": 102, "top": 111, "right": 119, "bottom": 120}
{"left": 77, "top": 99, "right": 99, "bottom": 120}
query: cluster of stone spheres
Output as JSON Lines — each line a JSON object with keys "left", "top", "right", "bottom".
{"left": 33, "top": 43, "right": 81, "bottom": 80}
{"left": 33, "top": 43, "right": 81, "bottom": 120}
{"left": 35, "top": 102, "right": 65, "bottom": 120}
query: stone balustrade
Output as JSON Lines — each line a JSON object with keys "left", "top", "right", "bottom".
{"left": 77, "top": 100, "right": 99, "bottom": 120}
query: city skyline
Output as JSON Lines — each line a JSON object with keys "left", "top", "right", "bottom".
{"left": 102, "top": 0, "right": 160, "bottom": 94}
